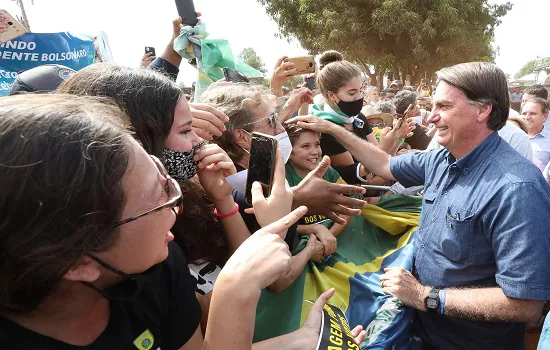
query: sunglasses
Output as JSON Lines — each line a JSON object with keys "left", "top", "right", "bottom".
{"left": 112, "top": 155, "right": 183, "bottom": 227}
{"left": 242, "top": 113, "right": 280, "bottom": 131}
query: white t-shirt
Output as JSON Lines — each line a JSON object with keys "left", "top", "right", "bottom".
{"left": 427, "top": 122, "right": 534, "bottom": 161}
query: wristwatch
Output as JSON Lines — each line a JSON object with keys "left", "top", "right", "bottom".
{"left": 424, "top": 287, "right": 440, "bottom": 313}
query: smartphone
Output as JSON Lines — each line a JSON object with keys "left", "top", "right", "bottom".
{"left": 0, "top": 10, "right": 27, "bottom": 43}
{"left": 175, "top": 0, "right": 198, "bottom": 26}
{"left": 144, "top": 46, "right": 156, "bottom": 56}
{"left": 245, "top": 132, "right": 278, "bottom": 204}
{"left": 305, "top": 75, "right": 316, "bottom": 90}
{"left": 284, "top": 56, "right": 315, "bottom": 75}
{"left": 223, "top": 68, "right": 250, "bottom": 83}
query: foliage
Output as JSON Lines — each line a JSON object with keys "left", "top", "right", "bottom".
{"left": 238, "top": 47, "right": 267, "bottom": 74}
{"left": 515, "top": 57, "right": 550, "bottom": 79}
{"left": 257, "top": 0, "right": 512, "bottom": 88}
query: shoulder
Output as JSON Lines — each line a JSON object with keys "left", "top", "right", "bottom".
{"left": 324, "top": 166, "right": 341, "bottom": 182}
{"left": 491, "top": 140, "right": 544, "bottom": 184}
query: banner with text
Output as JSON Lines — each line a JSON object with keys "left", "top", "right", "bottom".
{"left": 0, "top": 32, "right": 96, "bottom": 96}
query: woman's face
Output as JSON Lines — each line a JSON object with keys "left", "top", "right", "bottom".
{"left": 329, "top": 76, "right": 364, "bottom": 103}
{"left": 163, "top": 97, "right": 202, "bottom": 151}
{"left": 289, "top": 131, "right": 322, "bottom": 173}
{"left": 95, "top": 142, "right": 177, "bottom": 274}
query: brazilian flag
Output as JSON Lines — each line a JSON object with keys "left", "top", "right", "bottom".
{"left": 252, "top": 166, "right": 423, "bottom": 349}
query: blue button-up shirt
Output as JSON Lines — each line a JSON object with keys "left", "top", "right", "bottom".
{"left": 530, "top": 127, "right": 550, "bottom": 169}
{"left": 391, "top": 132, "right": 550, "bottom": 350}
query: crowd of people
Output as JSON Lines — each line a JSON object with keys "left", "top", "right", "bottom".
{"left": 1, "top": 12, "right": 550, "bottom": 350}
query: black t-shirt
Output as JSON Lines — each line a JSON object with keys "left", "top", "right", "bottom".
{"left": 0, "top": 242, "right": 201, "bottom": 350}
{"left": 320, "top": 112, "right": 373, "bottom": 157}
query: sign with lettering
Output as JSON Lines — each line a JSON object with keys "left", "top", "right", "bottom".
{"left": 0, "top": 32, "right": 96, "bottom": 95}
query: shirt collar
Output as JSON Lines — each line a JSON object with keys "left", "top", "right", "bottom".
{"left": 445, "top": 132, "right": 501, "bottom": 174}
{"left": 531, "top": 127, "right": 550, "bottom": 138}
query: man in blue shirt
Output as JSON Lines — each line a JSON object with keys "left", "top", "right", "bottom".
{"left": 287, "top": 62, "right": 550, "bottom": 350}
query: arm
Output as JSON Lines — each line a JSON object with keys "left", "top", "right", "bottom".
{"left": 203, "top": 207, "right": 307, "bottom": 350}
{"left": 287, "top": 115, "right": 396, "bottom": 180}
{"left": 268, "top": 246, "right": 312, "bottom": 293}
{"left": 329, "top": 215, "right": 350, "bottom": 237}
{"left": 380, "top": 268, "right": 544, "bottom": 324}
{"left": 160, "top": 17, "right": 184, "bottom": 69}
{"left": 213, "top": 196, "right": 252, "bottom": 253}
{"left": 325, "top": 125, "right": 395, "bottom": 180}
{"left": 278, "top": 87, "right": 313, "bottom": 123}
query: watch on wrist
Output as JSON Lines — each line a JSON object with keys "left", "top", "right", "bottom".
{"left": 424, "top": 287, "right": 440, "bottom": 313}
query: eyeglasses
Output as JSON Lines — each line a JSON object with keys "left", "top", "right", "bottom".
{"left": 241, "top": 113, "right": 280, "bottom": 131}
{"left": 113, "top": 155, "right": 183, "bottom": 227}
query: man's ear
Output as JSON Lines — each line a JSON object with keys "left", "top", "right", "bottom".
{"left": 63, "top": 255, "right": 101, "bottom": 283}
{"left": 477, "top": 104, "right": 493, "bottom": 123}
{"left": 233, "top": 128, "right": 251, "bottom": 150}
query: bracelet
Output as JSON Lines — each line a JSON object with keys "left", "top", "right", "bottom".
{"left": 356, "top": 163, "right": 370, "bottom": 184}
{"left": 214, "top": 203, "right": 239, "bottom": 218}
{"left": 439, "top": 289, "right": 447, "bottom": 315}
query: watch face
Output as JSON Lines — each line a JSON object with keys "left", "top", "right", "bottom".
{"left": 427, "top": 298, "right": 438, "bottom": 309}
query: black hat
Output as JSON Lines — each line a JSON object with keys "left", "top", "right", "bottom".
{"left": 9, "top": 64, "right": 76, "bottom": 95}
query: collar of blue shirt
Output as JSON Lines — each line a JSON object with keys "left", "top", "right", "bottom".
{"left": 444, "top": 131, "right": 501, "bottom": 174}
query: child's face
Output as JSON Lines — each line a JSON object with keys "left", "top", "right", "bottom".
{"left": 289, "top": 131, "right": 322, "bottom": 172}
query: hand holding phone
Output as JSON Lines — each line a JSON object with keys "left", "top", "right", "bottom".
{"left": 246, "top": 133, "right": 278, "bottom": 205}
{"left": 144, "top": 46, "right": 156, "bottom": 56}
{"left": 248, "top": 147, "right": 295, "bottom": 229}
{"left": 284, "top": 56, "right": 315, "bottom": 76}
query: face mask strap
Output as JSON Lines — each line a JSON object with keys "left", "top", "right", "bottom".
{"left": 87, "top": 253, "right": 135, "bottom": 279}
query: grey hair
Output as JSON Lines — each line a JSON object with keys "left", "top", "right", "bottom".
{"left": 376, "top": 100, "right": 396, "bottom": 114}
{"left": 437, "top": 62, "right": 509, "bottom": 130}
{"left": 393, "top": 90, "right": 417, "bottom": 115}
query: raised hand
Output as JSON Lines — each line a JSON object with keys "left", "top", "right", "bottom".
{"left": 189, "top": 103, "right": 229, "bottom": 141}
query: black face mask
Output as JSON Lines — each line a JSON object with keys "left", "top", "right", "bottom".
{"left": 82, "top": 254, "right": 160, "bottom": 301}
{"left": 337, "top": 97, "right": 364, "bottom": 117}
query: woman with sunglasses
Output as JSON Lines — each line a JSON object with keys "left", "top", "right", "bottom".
{"left": 0, "top": 94, "right": 367, "bottom": 349}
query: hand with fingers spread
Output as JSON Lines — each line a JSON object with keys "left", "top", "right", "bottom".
{"left": 194, "top": 143, "right": 236, "bottom": 203}
{"left": 379, "top": 267, "right": 429, "bottom": 311}
{"left": 218, "top": 206, "right": 308, "bottom": 292}
{"left": 293, "top": 156, "right": 367, "bottom": 225}
{"left": 285, "top": 114, "right": 340, "bottom": 135}
{"left": 298, "top": 288, "right": 367, "bottom": 350}
{"left": 250, "top": 149, "right": 294, "bottom": 229}
{"left": 189, "top": 103, "right": 229, "bottom": 141}
{"left": 271, "top": 56, "right": 297, "bottom": 97}
{"left": 140, "top": 52, "right": 156, "bottom": 68}
{"left": 311, "top": 224, "right": 337, "bottom": 256}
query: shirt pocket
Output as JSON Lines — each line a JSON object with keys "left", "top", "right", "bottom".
{"left": 441, "top": 206, "right": 474, "bottom": 262}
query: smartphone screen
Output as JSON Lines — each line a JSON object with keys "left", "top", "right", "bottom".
{"left": 223, "top": 68, "right": 250, "bottom": 83}
{"left": 245, "top": 133, "right": 278, "bottom": 204}
{"left": 175, "top": 0, "right": 198, "bottom": 26}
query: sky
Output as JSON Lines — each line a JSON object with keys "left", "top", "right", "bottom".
{"left": 4, "top": 0, "right": 550, "bottom": 85}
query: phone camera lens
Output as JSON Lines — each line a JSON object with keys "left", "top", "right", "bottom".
{"left": 8, "top": 21, "right": 13, "bottom": 25}
{"left": 309, "top": 62, "right": 313, "bottom": 67}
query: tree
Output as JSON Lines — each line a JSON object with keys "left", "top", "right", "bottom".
{"left": 515, "top": 57, "right": 550, "bottom": 79}
{"left": 257, "top": 0, "right": 511, "bottom": 89}
{"left": 238, "top": 47, "right": 267, "bottom": 74}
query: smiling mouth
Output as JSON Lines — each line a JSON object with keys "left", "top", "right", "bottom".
{"left": 438, "top": 126, "right": 449, "bottom": 131}
{"left": 307, "top": 158, "right": 319, "bottom": 163}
